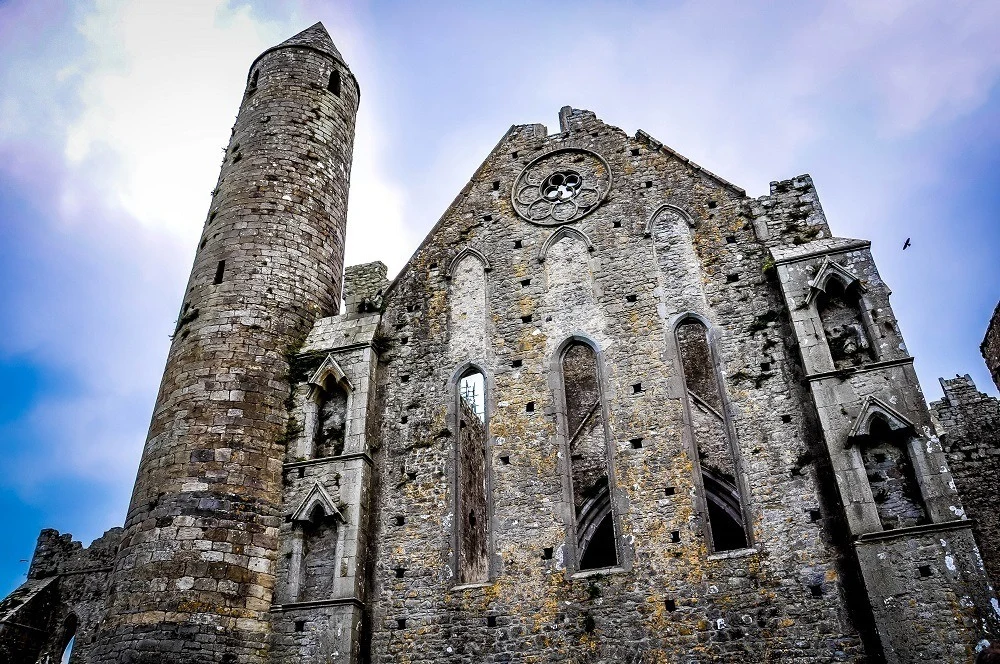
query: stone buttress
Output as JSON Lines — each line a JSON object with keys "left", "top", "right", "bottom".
{"left": 765, "top": 178, "right": 1000, "bottom": 662}
{"left": 90, "top": 23, "right": 359, "bottom": 663}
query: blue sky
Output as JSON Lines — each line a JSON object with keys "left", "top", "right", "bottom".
{"left": 1, "top": 0, "right": 998, "bottom": 595}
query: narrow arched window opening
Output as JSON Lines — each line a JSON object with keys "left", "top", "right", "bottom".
{"left": 456, "top": 367, "right": 489, "bottom": 584}
{"left": 676, "top": 318, "right": 750, "bottom": 552}
{"left": 817, "top": 278, "right": 873, "bottom": 369}
{"left": 247, "top": 69, "right": 259, "bottom": 94}
{"left": 861, "top": 416, "right": 927, "bottom": 530}
{"left": 328, "top": 68, "right": 341, "bottom": 96}
{"left": 562, "top": 341, "right": 619, "bottom": 570}
{"left": 58, "top": 614, "right": 78, "bottom": 664}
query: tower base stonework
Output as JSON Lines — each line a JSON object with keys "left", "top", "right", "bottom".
{"left": 1, "top": 24, "right": 998, "bottom": 664}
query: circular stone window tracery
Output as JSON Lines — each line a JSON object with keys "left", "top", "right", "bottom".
{"left": 512, "top": 148, "right": 612, "bottom": 225}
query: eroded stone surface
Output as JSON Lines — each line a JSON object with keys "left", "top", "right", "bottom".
{"left": 2, "top": 26, "right": 999, "bottom": 664}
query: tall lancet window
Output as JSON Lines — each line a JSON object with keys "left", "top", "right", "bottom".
{"left": 562, "top": 340, "right": 619, "bottom": 570}
{"left": 456, "top": 367, "right": 490, "bottom": 584}
{"left": 676, "top": 318, "right": 751, "bottom": 552}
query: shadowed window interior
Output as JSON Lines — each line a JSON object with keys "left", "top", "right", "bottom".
{"left": 315, "top": 378, "right": 348, "bottom": 458}
{"left": 457, "top": 368, "right": 489, "bottom": 584}
{"left": 676, "top": 319, "right": 749, "bottom": 552}
{"left": 58, "top": 614, "right": 77, "bottom": 664}
{"left": 861, "top": 416, "right": 928, "bottom": 530}
{"left": 817, "top": 277, "right": 873, "bottom": 369}
{"left": 562, "top": 341, "right": 618, "bottom": 569}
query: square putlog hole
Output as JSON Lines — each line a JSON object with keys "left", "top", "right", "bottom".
{"left": 394, "top": 515, "right": 405, "bottom": 526}
{"left": 625, "top": 294, "right": 638, "bottom": 303}
{"left": 521, "top": 315, "right": 533, "bottom": 324}
{"left": 809, "top": 509, "right": 821, "bottom": 522}
{"left": 665, "top": 599, "right": 676, "bottom": 612}
{"left": 630, "top": 148, "right": 640, "bottom": 157}
{"left": 394, "top": 568, "right": 406, "bottom": 578}
{"left": 630, "top": 438, "right": 643, "bottom": 449}
{"left": 487, "top": 616, "right": 497, "bottom": 627}
{"left": 520, "top": 278, "right": 531, "bottom": 287}
{"left": 781, "top": 414, "right": 792, "bottom": 423}
{"left": 670, "top": 530, "right": 680, "bottom": 543}
{"left": 499, "top": 455, "right": 510, "bottom": 465}
{"left": 809, "top": 584, "right": 823, "bottom": 597}
{"left": 525, "top": 401, "right": 535, "bottom": 413}
{"left": 396, "top": 618, "right": 407, "bottom": 629}
{"left": 613, "top": 220, "right": 622, "bottom": 228}
{"left": 664, "top": 486, "right": 675, "bottom": 496}
{"left": 725, "top": 235, "right": 737, "bottom": 244}
{"left": 919, "top": 565, "right": 932, "bottom": 578}
{"left": 726, "top": 273, "right": 740, "bottom": 283}
{"left": 513, "top": 239, "right": 522, "bottom": 248}
{"left": 542, "top": 547, "right": 553, "bottom": 560}
{"left": 632, "top": 383, "right": 643, "bottom": 394}
{"left": 511, "top": 359, "right": 523, "bottom": 368}
{"left": 294, "top": 620, "right": 305, "bottom": 632}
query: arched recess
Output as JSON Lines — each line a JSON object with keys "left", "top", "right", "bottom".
{"left": 287, "top": 483, "right": 345, "bottom": 603}
{"left": 448, "top": 253, "right": 489, "bottom": 361}
{"left": 673, "top": 314, "right": 752, "bottom": 552}
{"left": 643, "top": 203, "right": 696, "bottom": 236}
{"left": 552, "top": 335, "right": 621, "bottom": 570}
{"left": 537, "top": 226, "right": 595, "bottom": 263}
{"left": 809, "top": 260, "right": 876, "bottom": 369}
{"left": 847, "top": 401, "right": 928, "bottom": 531}
{"left": 302, "top": 354, "right": 353, "bottom": 459}
{"left": 648, "top": 204, "right": 706, "bottom": 312}
{"left": 450, "top": 362, "right": 492, "bottom": 585}
{"left": 445, "top": 246, "right": 492, "bottom": 279}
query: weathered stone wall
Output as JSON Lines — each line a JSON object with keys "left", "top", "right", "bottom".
{"left": 0, "top": 528, "right": 121, "bottom": 664}
{"left": 983, "top": 303, "right": 1000, "bottom": 391}
{"left": 91, "top": 23, "right": 359, "bottom": 663}
{"left": 366, "top": 108, "right": 870, "bottom": 662}
{"left": 931, "top": 375, "right": 1000, "bottom": 589}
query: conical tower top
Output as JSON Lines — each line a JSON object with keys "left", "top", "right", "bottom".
{"left": 274, "top": 22, "right": 346, "bottom": 66}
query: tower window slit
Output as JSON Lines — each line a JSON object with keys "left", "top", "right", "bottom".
{"left": 328, "top": 69, "right": 341, "bottom": 95}
{"left": 213, "top": 260, "right": 226, "bottom": 284}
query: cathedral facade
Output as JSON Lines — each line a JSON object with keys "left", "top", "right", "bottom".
{"left": 2, "top": 23, "right": 999, "bottom": 664}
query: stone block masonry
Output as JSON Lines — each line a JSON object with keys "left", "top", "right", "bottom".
{"left": 2, "top": 22, "right": 999, "bottom": 664}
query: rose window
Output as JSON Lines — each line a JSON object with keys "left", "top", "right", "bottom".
{"left": 512, "top": 149, "right": 612, "bottom": 226}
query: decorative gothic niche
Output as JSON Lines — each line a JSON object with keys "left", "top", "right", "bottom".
{"left": 816, "top": 276, "right": 874, "bottom": 369}
{"left": 561, "top": 340, "right": 619, "bottom": 570}
{"left": 315, "top": 380, "right": 348, "bottom": 458}
{"left": 287, "top": 484, "right": 344, "bottom": 603}
{"left": 456, "top": 367, "right": 490, "bottom": 584}
{"left": 302, "top": 355, "right": 352, "bottom": 460}
{"left": 859, "top": 416, "right": 928, "bottom": 530}
{"left": 675, "top": 318, "right": 750, "bottom": 552}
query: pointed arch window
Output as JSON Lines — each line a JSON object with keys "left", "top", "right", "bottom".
{"left": 58, "top": 614, "right": 77, "bottom": 664}
{"left": 560, "top": 340, "right": 619, "bottom": 570}
{"left": 328, "top": 68, "right": 341, "bottom": 96}
{"left": 455, "top": 366, "right": 490, "bottom": 584}
{"left": 675, "top": 317, "right": 751, "bottom": 552}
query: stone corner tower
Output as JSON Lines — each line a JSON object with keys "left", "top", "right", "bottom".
{"left": 92, "top": 22, "right": 359, "bottom": 663}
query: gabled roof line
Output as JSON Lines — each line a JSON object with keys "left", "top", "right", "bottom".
{"left": 634, "top": 129, "right": 745, "bottom": 196}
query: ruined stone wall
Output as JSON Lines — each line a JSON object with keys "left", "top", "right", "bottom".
{"left": 91, "top": 25, "right": 359, "bottom": 663}
{"left": 983, "top": 303, "right": 1000, "bottom": 391}
{"left": 0, "top": 528, "right": 121, "bottom": 664}
{"left": 366, "top": 109, "right": 868, "bottom": 662}
{"left": 931, "top": 375, "right": 1000, "bottom": 589}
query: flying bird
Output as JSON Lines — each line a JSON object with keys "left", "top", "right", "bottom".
{"left": 902, "top": 238, "right": 911, "bottom": 250}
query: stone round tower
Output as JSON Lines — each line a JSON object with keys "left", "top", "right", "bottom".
{"left": 93, "top": 23, "right": 358, "bottom": 663}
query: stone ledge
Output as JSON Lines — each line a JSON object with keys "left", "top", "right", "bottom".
{"left": 854, "top": 518, "right": 974, "bottom": 543}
